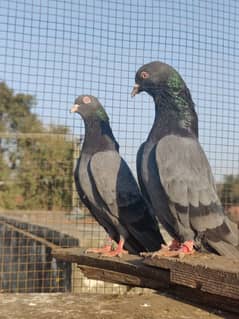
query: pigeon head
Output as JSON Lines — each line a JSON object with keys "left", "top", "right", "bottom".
{"left": 131, "top": 61, "right": 185, "bottom": 98}
{"left": 70, "top": 95, "right": 109, "bottom": 122}
{"left": 132, "top": 61, "right": 198, "bottom": 136}
{"left": 71, "top": 95, "right": 119, "bottom": 152}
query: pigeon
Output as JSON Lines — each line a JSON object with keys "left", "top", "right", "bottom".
{"left": 132, "top": 61, "right": 239, "bottom": 258}
{"left": 70, "top": 95, "right": 164, "bottom": 256}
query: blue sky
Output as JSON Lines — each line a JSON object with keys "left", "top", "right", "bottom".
{"left": 0, "top": 0, "right": 239, "bottom": 181}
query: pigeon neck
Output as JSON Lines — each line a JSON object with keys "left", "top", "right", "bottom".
{"left": 148, "top": 89, "right": 198, "bottom": 141}
{"left": 82, "top": 116, "right": 119, "bottom": 154}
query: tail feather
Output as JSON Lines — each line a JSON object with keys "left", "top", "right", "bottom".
{"left": 126, "top": 223, "right": 164, "bottom": 253}
{"left": 122, "top": 202, "right": 165, "bottom": 254}
{"left": 123, "top": 238, "right": 144, "bottom": 254}
{"left": 207, "top": 239, "right": 239, "bottom": 259}
{"left": 204, "top": 217, "right": 239, "bottom": 259}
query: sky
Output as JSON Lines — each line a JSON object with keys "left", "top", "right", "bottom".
{"left": 0, "top": 0, "right": 238, "bottom": 181}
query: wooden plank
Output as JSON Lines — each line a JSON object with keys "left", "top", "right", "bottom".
{"left": 78, "top": 265, "right": 156, "bottom": 287}
{"left": 52, "top": 247, "right": 239, "bottom": 314}
{"left": 53, "top": 247, "right": 170, "bottom": 290}
{"left": 144, "top": 253, "right": 239, "bottom": 299}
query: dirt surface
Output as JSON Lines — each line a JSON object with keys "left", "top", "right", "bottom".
{"left": 0, "top": 293, "right": 237, "bottom": 319}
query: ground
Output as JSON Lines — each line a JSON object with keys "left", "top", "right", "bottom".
{"left": 0, "top": 293, "right": 237, "bottom": 319}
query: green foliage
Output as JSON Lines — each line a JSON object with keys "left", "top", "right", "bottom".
{"left": 0, "top": 82, "right": 41, "bottom": 133}
{"left": 16, "top": 134, "right": 74, "bottom": 210}
{"left": 0, "top": 82, "right": 74, "bottom": 211}
{"left": 218, "top": 175, "right": 239, "bottom": 207}
{"left": 0, "top": 155, "right": 21, "bottom": 209}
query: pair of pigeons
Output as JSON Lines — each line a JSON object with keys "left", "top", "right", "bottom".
{"left": 70, "top": 61, "right": 239, "bottom": 259}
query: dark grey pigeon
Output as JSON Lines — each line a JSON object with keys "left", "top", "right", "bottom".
{"left": 132, "top": 61, "right": 239, "bottom": 258}
{"left": 70, "top": 95, "right": 164, "bottom": 256}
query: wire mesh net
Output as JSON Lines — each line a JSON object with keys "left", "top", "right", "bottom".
{"left": 0, "top": 0, "right": 239, "bottom": 293}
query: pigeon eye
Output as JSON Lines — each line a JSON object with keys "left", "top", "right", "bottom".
{"left": 140, "top": 71, "right": 149, "bottom": 79}
{"left": 83, "top": 96, "right": 91, "bottom": 104}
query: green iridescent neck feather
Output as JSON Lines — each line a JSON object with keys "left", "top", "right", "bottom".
{"left": 168, "top": 71, "right": 183, "bottom": 93}
{"left": 96, "top": 107, "right": 109, "bottom": 122}
{"left": 168, "top": 72, "right": 188, "bottom": 110}
{"left": 167, "top": 72, "right": 195, "bottom": 130}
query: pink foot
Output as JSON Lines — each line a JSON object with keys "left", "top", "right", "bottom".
{"left": 85, "top": 238, "right": 113, "bottom": 254}
{"left": 102, "top": 239, "right": 128, "bottom": 257}
{"left": 161, "top": 239, "right": 181, "bottom": 251}
{"left": 180, "top": 240, "right": 195, "bottom": 254}
{"left": 141, "top": 240, "right": 195, "bottom": 258}
{"left": 141, "top": 240, "right": 181, "bottom": 257}
{"left": 102, "top": 247, "right": 128, "bottom": 257}
{"left": 85, "top": 245, "right": 113, "bottom": 254}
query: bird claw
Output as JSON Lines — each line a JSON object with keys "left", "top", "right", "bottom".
{"left": 141, "top": 240, "right": 195, "bottom": 259}
{"left": 167, "top": 239, "right": 182, "bottom": 250}
{"left": 102, "top": 248, "right": 128, "bottom": 257}
{"left": 85, "top": 245, "right": 113, "bottom": 254}
{"left": 140, "top": 251, "right": 151, "bottom": 257}
{"left": 140, "top": 246, "right": 169, "bottom": 258}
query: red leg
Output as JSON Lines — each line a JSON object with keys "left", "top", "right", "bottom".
{"left": 102, "top": 239, "right": 128, "bottom": 257}
{"left": 141, "top": 239, "right": 181, "bottom": 257}
{"left": 141, "top": 240, "right": 195, "bottom": 258}
{"left": 180, "top": 240, "right": 195, "bottom": 253}
{"left": 161, "top": 239, "right": 181, "bottom": 250}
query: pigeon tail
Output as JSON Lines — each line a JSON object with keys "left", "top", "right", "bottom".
{"left": 206, "top": 239, "right": 239, "bottom": 259}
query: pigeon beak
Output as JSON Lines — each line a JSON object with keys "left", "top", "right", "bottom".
{"left": 70, "top": 104, "right": 80, "bottom": 113}
{"left": 131, "top": 84, "right": 140, "bottom": 97}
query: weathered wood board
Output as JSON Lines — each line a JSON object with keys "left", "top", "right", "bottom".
{"left": 144, "top": 253, "right": 239, "bottom": 299}
{"left": 53, "top": 247, "right": 239, "bottom": 314}
{"left": 53, "top": 247, "right": 170, "bottom": 289}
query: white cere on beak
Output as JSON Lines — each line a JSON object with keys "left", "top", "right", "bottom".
{"left": 70, "top": 104, "right": 80, "bottom": 113}
{"left": 131, "top": 84, "right": 140, "bottom": 97}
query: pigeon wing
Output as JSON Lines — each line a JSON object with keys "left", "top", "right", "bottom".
{"left": 155, "top": 135, "right": 224, "bottom": 236}
{"left": 90, "top": 150, "right": 165, "bottom": 252}
{"left": 74, "top": 158, "right": 94, "bottom": 211}
{"left": 89, "top": 150, "right": 144, "bottom": 222}
{"left": 136, "top": 143, "right": 149, "bottom": 200}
